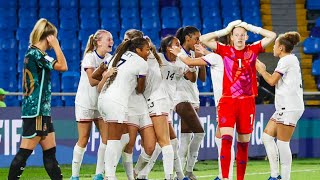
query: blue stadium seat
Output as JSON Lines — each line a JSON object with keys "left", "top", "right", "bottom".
{"left": 162, "top": 16, "right": 181, "bottom": 29}
{"left": 142, "top": 28, "right": 160, "bottom": 42}
{"left": 59, "top": 0, "right": 78, "bottom": 8}
{"left": 182, "top": 17, "right": 202, "bottom": 30}
{"left": 121, "top": 8, "right": 139, "bottom": 19}
{"left": 60, "top": 8, "right": 78, "bottom": 19}
{"left": 80, "top": 8, "right": 99, "bottom": 19}
{"left": 121, "top": 17, "right": 141, "bottom": 30}
{"left": 80, "top": 0, "right": 98, "bottom": 8}
{"left": 180, "top": 0, "right": 199, "bottom": 8}
{"left": 51, "top": 96, "right": 63, "bottom": 107}
{"left": 5, "top": 96, "right": 20, "bottom": 107}
{"left": 39, "top": 0, "right": 58, "bottom": 8}
{"left": 100, "top": 0, "right": 119, "bottom": 8}
{"left": 17, "top": 30, "right": 31, "bottom": 43}
{"left": 18, "top": 50, "right": 26, "bottom": 72}
{"left": 19, "top": 0, "right": 37, "bottom": 8}
{"left": 0, "top": 38, "right": 17, "bottom": 51}
{"left": 202, "top": 17, "right": 222, "bottom": 33}
{"left": 201, "top": 0, "right": 220, "bottom": 8}
{"left": 140, "top": 0, "right": 159, "bottom": 8}
{"left": 222, "top": 7, "right": 241, "bottom": 19}
{"left": 242, "top": 6, "right": 261, "bottom": 18}
{"left": 101, "top": 18, "right": 121, "bottom": 32}
{"left": 160, "top": 0, "right": 179, "bottom": 7}
{"left": 243, "top": 16, "right": 262, "bottom": 27}
{"left": 161, "top": 7, "right": 180, "bottom": 19}
{"left": 181, "top": 7, "right": 200, "bottom": 18}
{"left": 241, "top": 0, "right": 260, "bottom": 8}
{"left": 60, "top": 18, "right": 79, "bottom": 30}
{"left": 39, "top": 8, "right": 58, "bottom": 19}
{"left": 141, "top": 7, "right": 159, "bottom": 18}
{"left": 78, "top": 29, "right": 97, "bottom": 41}
{"left": 303, "top": 37, "right": 320, "bottom": 54}
{"left": 51, "top": 73, "right": 61, "bottom": 92}
{"left": 1, "top": 30, "right": 15, "bottom": 39}
{"left": 223, "top": 17, "right": 240, "bottom": 28}
{"left": 312, "top": 59, "right": 320, "bottom": 76}
{"left": 306, "top": 0, "right": 320, "bottom": 10}
{"left": 310, "top": 27, "right": 320, "bottom": 38}
{"left": 100, "top": 8, "right": 119, "bottom": 19}
{"left": 0, "top": 0, "right": 17, "bottom": 7}
{"left": 61, "top": 39, "right": 80, "bottom": 51}
{"left": 61, "top": 71, "right": 80, "bottom": 92}
{"left": 0, "top": 15, "right": 17, "bottom": 30}
{"left": 221, "top": 0, "right": 240, "bottom": 8}
{"left": 161, "top": 28, "right": 178, "bottom": 38}
{"left": 80, "top": 18, "right": 100, "bottom": 30}
{"left": 58, "top": 30, "right": 77, "bottom": 40}
{"left": 63, "top": 50, "right": 81, "bottom": 67}
{"left": 316, "top": 17, "right": 320, "bottom": 27}
{"left": 142, "top": 17, "right": 161, "bottom": 31}
{"left": 120, "top": 0, "right": 139, "bottom": 8}
{"left": 202, "top": 7, "right": 221, "bottom": 19}
{"left": 19, "top": 16, "right": 38, "bottom": 29}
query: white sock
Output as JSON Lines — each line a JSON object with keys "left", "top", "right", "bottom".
{"left": 262, "top": 133, "right": 279, "bottom": 178}
{"left": 122, "top": 152, "right": 134, "bottom": 180}
{"left": 134, "top": 147, "right": 151, "bottom": 176}
{"left": 171, "top": 138, "right": 184, "bottom": 179}
{"left": 104, "top": 140, "right": 122, "bottom": 179}
{"left": 71, "top": 144, "right": 86, "bottom": 177}
{"left": 215, "top": 136, "right": 222, "bottom": 179}
{"left": 186, "top": 133, "right": 205, "bottom": 172}
{"left": 162, "top": 145, "right": 174, "bottom": 180}
{"left": 138, "top": 143, "right": 162, "bottom": 179}
{"left": 95, "top": 142, "right": 106, "bottom": 175}
{"left": 277, "top": 140, "right": 292, "bottom": 180}
{"left": 120, "top": 133, "right": 130, "bottom": 151}
{"left": 178, "top": 133, "right": 192, "bottom": 170}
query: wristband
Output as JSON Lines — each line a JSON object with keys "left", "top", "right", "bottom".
{"left": 177, "top": 52, "right": 187, "bottom": 59}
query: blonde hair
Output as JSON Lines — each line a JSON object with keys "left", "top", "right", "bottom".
{"left": 84, "top": 29, "right": 109, "bottom": 56}
{"left": 29, "top": 18, "right": 57, "bottom": 45}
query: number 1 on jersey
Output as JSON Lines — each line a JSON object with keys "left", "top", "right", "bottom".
{"left": 238, "top": 59, "right": 242, "bottom": 68}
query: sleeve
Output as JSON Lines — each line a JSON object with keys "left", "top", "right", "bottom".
{"left": 215, "top": 42, "right": 227, "bottom": 55}
{"left": 250, "top": 41, "right": 265, "bottom": 54}
{"left": 201, "top": 53, "right": 222, "bottom": 66}
{"left": 274, "top": 58, "right": 289, "bottom": 76}
{"left": 36, "top": 53, "right": 55, "bottom": 70}
{"left": 138, "top": 60, "right": 148, "bottom": 77}
{"left": 82, "top": 53, "right": 95, "bottom": 69}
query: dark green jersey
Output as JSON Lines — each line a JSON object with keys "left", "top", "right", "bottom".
{"left": 21, "top": 46, "right": 56, "bottom": 118}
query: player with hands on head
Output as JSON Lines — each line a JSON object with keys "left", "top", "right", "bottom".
{"left": 199, "top": 19, "right": 276, "bottom": 180}
{"left": 8, "top": 18, "right": 67, "bottom": 180}
{"left": 256, "top": 31, "right": 304, "bottom": 180}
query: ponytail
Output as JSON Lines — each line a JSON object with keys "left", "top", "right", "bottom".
{"left": 83, "top": 34, "right": 95, "bottom": 56}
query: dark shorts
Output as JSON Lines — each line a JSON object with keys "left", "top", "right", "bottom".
{"left": 22, "top": 116, "right": 55, "bottom": 139}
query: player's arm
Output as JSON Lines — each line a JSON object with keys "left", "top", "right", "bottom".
{"left": 92, "top": 62, "right": 107, "bottom": 81}
{"left": 256, "top": 60, "right": 281, "bottom": 86}
{"left": 199, "top": 20, "right": 242, "bottom": 50}
{"left": 195, "top": 44, "right": 209, "bottom": 82}
{"left": 169, "top": 46, "right": 208, "bottom": 66}
{"left": 136, "top": 76, "right": 146, "bottom": 94}
{"left": 184, "top": 69, "right": 197, "bottom": 83}
{"left": 85, "top": 68, "right": 101, "bottom": 87}
{"left": 236, "top": 22, "right": 277, "bottom": 48}
{"left": 47, "top": 35, "right": 68, "bottom": 72}
{"left": 97, "top": 67, "right": 117, "bottom": 93}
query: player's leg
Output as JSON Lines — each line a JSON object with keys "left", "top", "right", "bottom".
{"left": 151, "top": 115, "right": 174, "bottom": 180}
{"left": 262, "top": 116, "right": 279, "bottom": 179}
{"left": 93, "top": 118, "right": 108, "bottom": 180}
{"left": 104, "top": 122, "right": 128, "bottom": 180}
{"left": 169, "top": 123, "right": 185, "bottom": 179}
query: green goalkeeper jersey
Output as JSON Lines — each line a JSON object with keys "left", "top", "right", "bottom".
{"left": 21, "top": 45, "right": 56, "bottom": 118}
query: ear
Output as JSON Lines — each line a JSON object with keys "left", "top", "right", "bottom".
{"left": 245, "top": 34, "right": 249, "bottom": 41}
{"left": 135, "top": 47, "right": 142, "bottom": 54}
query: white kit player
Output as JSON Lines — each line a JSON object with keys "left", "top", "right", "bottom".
{"left": 256, "top": 31, "right": 304, "bottom": 180}
{"left": 71, "top": 30, "right": 113, "bottom": 180}
{"left": 97, "top": 37, "right": 149, "bottom": 180}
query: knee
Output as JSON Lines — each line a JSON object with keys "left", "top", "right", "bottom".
{"left": 144, "top": 144, "right": 155, "bottom": 155}
{"left": 77, "top": 135, "right": 90, "bottom": 147}
{"left": 262, "top": 132, "right": 274, "bottom": 144}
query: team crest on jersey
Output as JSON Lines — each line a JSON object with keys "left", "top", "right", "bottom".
{"left": 44, "top": 55, "right": 54, "bottom": 63}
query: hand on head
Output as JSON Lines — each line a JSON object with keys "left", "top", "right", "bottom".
{"left": 169, "top": 46, "right": 181, "bottom": 56}
{"left": 226, "top": 20, "right": 242, "bottom": 32}
{"left": 194, "top": 44, "right": 207, "bottom": 56}
{"left": 46, "top": 35, "right": 59, "bottom": 49}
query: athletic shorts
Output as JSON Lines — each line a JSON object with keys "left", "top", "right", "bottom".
{"left": 98, "top": 99, "right": 128, "bottom": 123}
{"left": 217, "top": 96, "right": 256, "bottom": 134}
{"left": 127, "top": 113, "right": 153, "bottom": 129}
{"left": 147, "top": 98, "right": 170, "bottom": 117}
{"left": 271, "top": 110, "right": 304, "bottom": 126}
{"left": 22, "top": 116, "right": 54, "bottom": 139}
{"left": 75, "top": 105, "right": 102, "bottom": 122}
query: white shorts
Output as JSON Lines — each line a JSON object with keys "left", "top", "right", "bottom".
{"left": 271, "top": 110, "right": 304, "bottom": 126}
{"left": 75, "top": 105, "right": 101, "bottom": 122}
{"left": 98, "top": 99, "right": 128, "bottom": 123}
{"left": 147, "top": 98, "right": 170, "bottom": 117}
{"left": 127, "top": 113, "right": 153, "bottom": 129}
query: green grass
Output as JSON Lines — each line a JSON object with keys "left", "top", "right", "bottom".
{"left": 1, "top": 158, "right": 319, "bottom": 180}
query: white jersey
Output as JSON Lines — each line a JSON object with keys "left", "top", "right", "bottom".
{"left": 75, "top": 51, "right": 111, "bottom": 109}
{"left": 99, "top": 51, "right": 148, "bottom": 107}
{"left": 202, "top": 53, "right": 224, "bottom": 106}
{"left": 274, "top": 54, "right": 304, "bottom": 111}
{"left": 174, "top": 48, "right": 200, "bottom": 105}
{"left": 143, "top": 53, "right": 168, "bottom": 100}
{"left": 159, "top": 53, "right": 188, "bottom": 108}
